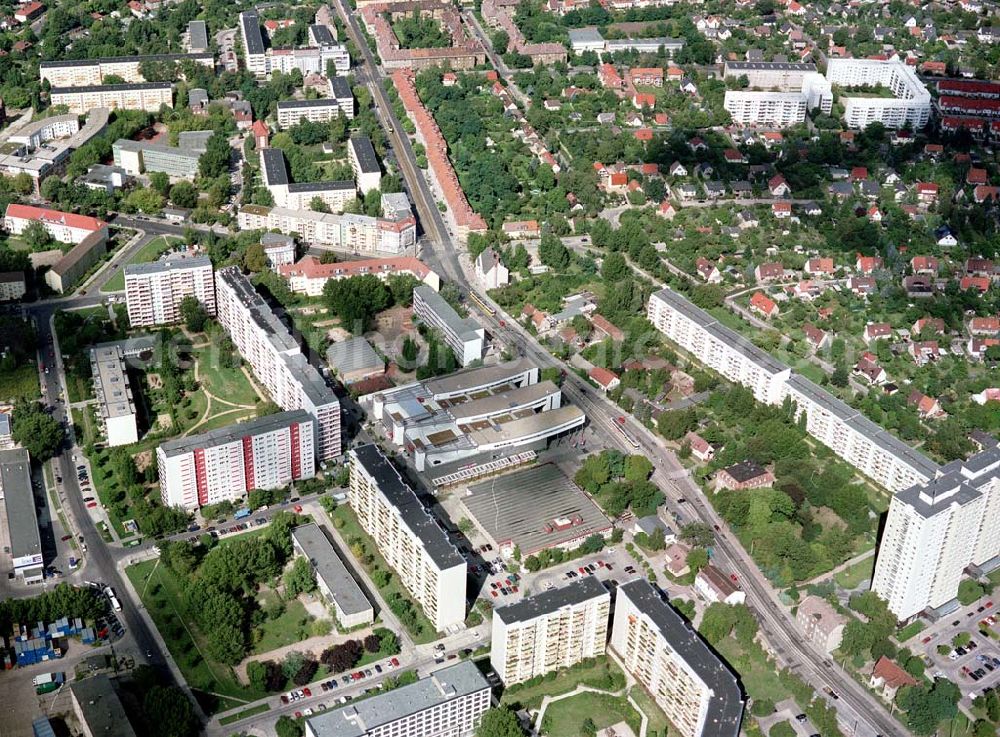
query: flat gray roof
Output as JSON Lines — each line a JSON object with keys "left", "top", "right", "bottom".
{"left": 41, "top": 53, "right": 212, "bottom": 69}
{"left": 305, "top": 661, "right": 489, "bottom": 737}
{"left": 725, "top": 61, "right": 816, "bottom": 71}
{"left": 240, "top": 10, "right": 266, "bottom": 56}
{"left": 124, "top": 255, "right": 211, "bottom": 277}
{"left": 422, "top": 358, "right": 535, "bottom": 398}
{"left": 567, "top": 27, "right": 604, "bottom": 44}
{"left": 351, "top": 444, "right": 464, "bottom": 570}
{"left": 113, "top": 139, "right": 203, "bottom": 161}
{"left": 495, "top": 576, "right": 608, "bottom": 625}
{"left": 619, "top": 579, "right": 744, "bottom": 737}
{"left": 292, "top": 523, "right": 373, "bottom": 618}
{"left": 326, "top": 337, "right": 383, "bottom": 377}
{"left": 464, "top": 464, "right": 612, "bottom": 555}
{"left": 896, "top": 472, "right": 982, "bottom": 519}
{"left": 69, "top": 675, "right": 137, "bottom": 737}
{"left": 288, "top": 180, "right": 354, "bottom": 194}
{"left": 330, "top": 76, "right": 352, "bottom": 100}
{"left": 90, "top": 344, "right": 134, "bottom": 420}
{"left": 414, "top": 285, "right": 482, "bottom": 341}
{"left": 261, "top": 147, "right": 290, "bottom": 187}
{"left": 278, "top": 97, "right": 344, "bottom": 110}
{"left": 188, "top": 21, "right": 209, "bottom": 52}
{"left": 310, "top": 24, "right": 337, "bottom": 46}
{"left": 349, "top": 136, "right": 379, "bottom": 174}
{"left": 0, "top": 448, "right": 41, "bottom": 562}
{"left": 159, "top": 410, "right": 312, "bottom": 457}
{"left": 51, "top": 82, "right": 172, "bottom": 94}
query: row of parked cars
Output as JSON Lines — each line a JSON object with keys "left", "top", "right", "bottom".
{"left": 280, "top": 657, "right": 402, "bottom": 705}
{"left": 564, "top": 560, "right": 614, "bottom": 581}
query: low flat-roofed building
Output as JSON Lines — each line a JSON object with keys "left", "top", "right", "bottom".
{"left": 276, "top": 96, "right": 353, "bottom": 128}
{"left": 412, "top": 285, "right": 484, "bottom": 366}
{"left": 326, "top": 337, "right": 384, "bottom": 384}
{"left": 0, "top": 448, "right": 43, "bottom": 584}
{"left": 187, "top": 20, "right": 210, "bottom": 53}
{"left": 91, "top": 345, "right": 139, "bottom": 447}
{"left": 69, "top": 674, "right": 138, "bottom": 737}
{"left": 464, "top": 463, "right": 612, "bottom": 556}
{"left": 112, "top": 134, "right": 209, "bottom": 179}
{"left": 45, "top": 230, "right": 109, "bottom": 294}
{"left": 491, "top": 577, "right": 610, "bottom": 685}
{"left": 261, "top": 233, "right": 296, "bottom": 267}
{"left": 292, "top": 523, "right": 373, "bottom": 628}
{"left": 612, "top": 579, "right": 744, "bottom": 737}
{"left": 304, "top": 660, "right": 490, "bottom": 737}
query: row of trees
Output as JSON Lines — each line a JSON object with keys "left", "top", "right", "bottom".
{"left": 573, "top": 449, "right": 662, "bottom": 518}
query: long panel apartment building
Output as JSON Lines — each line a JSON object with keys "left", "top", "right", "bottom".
{"left": 276, "top": 78, "right": 354, "bottom": 127}
{"left": 0, "top": 448, "right": 44, "bottom": 584}
{"left": 348, "top": 444, "right": 466, "bottom": 631}
{"left": 491, "top": 577, "right": 610, "bottom": 685}
{"left": 50, "top": 83, "right": 173, "bottom": 115}
{"left": 612, "top": 579, "right": 744, "bottom": 737}
{"left": 40, "top": 53, "right": 214, "bottom": 87}
{"left": 825, "top": 58, "right": 931, "bottom": 129}
{"left": 304, "top": 660, "right": 490, "bottom": 737}
{"left": 260, "top": 148, "right": 356, "bottom": 211}
{"left": 215, "top": 267, "right": 341, "bottom": 461}
{"left": 240, "top": 10, "right": 349, "bottom": 78}
{"left": 646, "top": 287, "right": 938, "bottom": 493}
{"left": 124, "top": 256, "right": 216, "bottom": 327}
{"left": 158, "top": 410, "right": 315, "bottom": 509}
{"left": 237, "top": 206, "right": 417, "bottom": 256}
{"left": 412, "top": 285, "right": 484, "bottom": 366}
{"left": 90, "top": 345, "right": 139, "bottom": 447}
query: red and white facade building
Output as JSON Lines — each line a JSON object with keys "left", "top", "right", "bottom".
{"left": 4, "top": 203, "right": 107, "bottom": 244}
{"left": 278, "top": 255, "right": 440, "bottom": 297}
{"left": 157, "top": 410, "right": 315, "bottom": 509}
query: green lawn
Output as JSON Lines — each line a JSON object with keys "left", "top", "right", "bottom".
{"left": 126, "top": 559, "right": 265, "bottom": 710}
{"left": 541, "top": 692, "right": 642, "bottom": 737}
{"left": 896, "top": 620, "right": 926, "bottom": 643}
{"left": 834, "top": 556, "right": 876, "bottom": 590}
{"left": 501, "top": 659, "right": 626, "bottom": 711}
{"left": 627, "top": 684, "right": 671, "bottom": 735}
{"left": 101, "top": 235, "right": 184, "bottom": 293}
{"left": 714, "top": 636, "right": 789, "bottom": 704}
{"left": 0, "top": 363, "right": 40, "bottom": 403}
{"left": 329, "top": 505, "right": 438, "bottom": 644}
{"left": 252, "top": 595, "right": 315, "bottom": 654}
{"left": 193, "top": 344, "right": 260, "bottom": 406}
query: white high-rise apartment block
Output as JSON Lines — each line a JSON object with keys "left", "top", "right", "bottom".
{"left": 90, "top": 345, "right": 139, "bottom": 447}
{"left": 49, "top": 83, "right": 173, "bottom": 115}
{"left": 215, "top": 267, "right": 341, "bottom": 460}
{"left": 491, "top": 577, "right": 609, "bottom": 685}
{"left": 304, "top": 661, "right": 490, "bottom": 737}
{"left": 723, "top": 61, "right": 816, "bottom": 90}
{"left": 412, "top": 285, "right": 485, "bottom": 366}
{"left": 872, "top": 440, "right": 1000, "bottom": 620}
{"left": 825, "top": 59, "right": 931, "bottom": 129}
{"left": 348, "top": 444, "right": 467, "bottom": 631}
{"left": 158, "top": 410, "right": 315, "bottom": 509}
{"left": 240, "top": 10, "right": 349, "bottom": 79}
{"left": 124, "top": 256, "right": 216, "bottom": 327}
{"left": 348, "top": 135, "right": 381, "bottom": 195}
{"left": 724, "top": 91, "right": 807, "bottom": 126}
{"left": 612, "top": 580, "right": 744, "bottom": 737}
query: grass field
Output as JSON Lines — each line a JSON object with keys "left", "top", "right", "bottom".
{"left": 126, "top": 558, "right": 268, "bottom": 710}
{"left": 193, "top": 344, "right": 260, "bottom": 407}
{"left": 218, "top": 703, "right": 270, "bottom": 726}
{"left": 834, "top": 556, "right": 876, "bottom": 590}
{"left": 715, "top": 637, "right": 789, "bottom": 704}
{"left": 627, "top": 684, "right": 671, "bottom": 735}
{"left": 896, "top": 620, "right": 926, "bottom": 643}
{"left": 0, "top": 363, "right": 40, "bottom": 403}
{"left": 101, "top": 235, "right": 184, "bottom": 293}
{"left": 252, "top": 595, "right": 315, "bottom": 654}
{"left": 328, "top": 505, "right": 437, "bottom": 644}
{"left": 541, "top": 692, "right": 642, "bottom": 737}
{"left": 501, "top": 660, "right": 625, "bottom": 711}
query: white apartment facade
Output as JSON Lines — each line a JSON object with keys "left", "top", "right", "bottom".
{"left": 240, "top": 10, "right": 349, "bottom": 79}
{"left": 612, "top": 580, "right": 744, "bottom": 737}
{"left": 825, "top": 59, "right": 931, "bottom": 129}
{"left": 872, "top": 443, "right": 1000, "bottom": 620}
{"left": 304, "top": 661, "right": 490, "bottom": 737}
{"left": 260, "top": 148, "right": 356, "bottom": 211}
{"left": 50, "top": 83, "right": 173, "bottom": 114}
{"left": 39, "top": 53, "right": 214, "bottom": 87}
{"left": 647, "top": 287, "right": 940, "bottom": 493}
{"left": 215, "top": 267, "right": 341, "bottom": 461}
{"left": 491, "top": 577, "right": 610, "bottom": 685}
{"left": 124, "top": 256, "right": 216, "bottom": 327}
{"left": 278, "top": 255, "right": 440, "bottom": 297}
{"left": 4, "top": 203, "right": 108, "bottom": 245}
{"left": 157, "top": 410, "right": 315, "bottom": 509}
{"left": 348, "top": 135, "right": 381, "bottom": 194}
{"left": 413, "top": 285, "right": 485, "bottom": 366}
{"left": 90, "top": 345, "right": 139, "bottom": 447}
{"left": 723, "top": 61, "right": 816, "bottom": 90}
{"left": 724, "top": 91, "right": 807, "bottom": 127}
{"left": 237, "top": 206, "right": 416, "bottom": 256}
{"left": 349, "top": 444, "right": 467, "bottom": 631}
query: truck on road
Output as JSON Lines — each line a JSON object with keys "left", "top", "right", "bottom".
{"left": 33, "top": 672, "right": 65, "bottom": 694}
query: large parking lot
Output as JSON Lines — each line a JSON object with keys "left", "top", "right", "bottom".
{"left": 913, "top": 596, "right": 1000, "bottom": 706}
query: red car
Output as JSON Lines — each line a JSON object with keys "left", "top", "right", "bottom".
{"left": 294, "top": 504, "right": 303, "bottom": 513}
{"left": 390, "top": 657, "right": 399, "bottom": 667}
{"left": 86, "top": 501, "right": 98, "bottom": 508}
{"left": 578, "top": 567, "right": 586, "bottom": 574}
{"left": 729, "top": 574, "right": 738, "bottom": 583}
{"left": 281, "top": 695, "right": 289, "bottom": 704}
{"left": 294, "top": 711, "right": 302, "bottom": 719}
{"left": 302, "top": 687, "right": 311, "bottom": 697}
